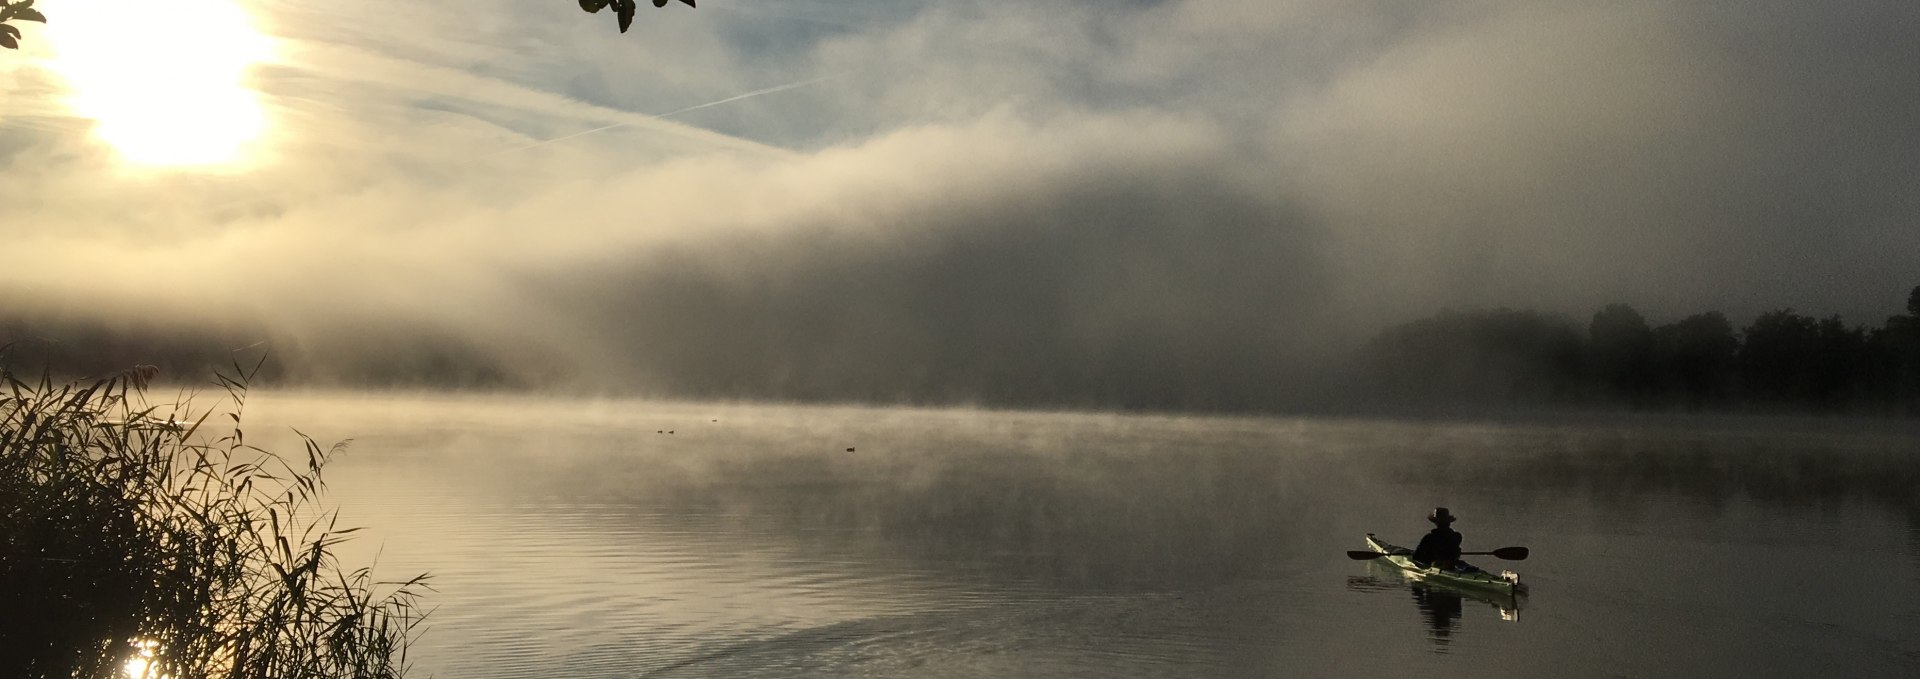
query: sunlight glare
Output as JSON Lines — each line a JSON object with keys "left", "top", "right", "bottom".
{"left": 121, "top": 638, "right": 163, "bottom": 679}
{"left": 44, "top": 0, "right": 273, "bottom": 168}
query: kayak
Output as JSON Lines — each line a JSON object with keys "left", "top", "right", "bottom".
{"left": 1361, "top": 557, "right": 1520, "bottom": 622}
{"left": 1365, "top": 533, "right": 1526, "bottom": 596}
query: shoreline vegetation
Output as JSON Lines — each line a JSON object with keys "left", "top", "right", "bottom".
{"left": 1358, "top": 286, "right": 1920, "bottom": 416}
{"left": 2, "top": 286, "right": 1917, "bottom": 417}
{"left": 0, "top": 359, "right": 428, "bottom": 679}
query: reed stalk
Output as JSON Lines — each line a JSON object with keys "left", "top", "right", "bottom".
{"left": 1, "top": 354, "right": 429, "bottom": 679}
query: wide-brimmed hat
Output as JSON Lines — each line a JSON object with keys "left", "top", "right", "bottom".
{"left": 1428, "top": 507, "right": 1456, "bottom": 524}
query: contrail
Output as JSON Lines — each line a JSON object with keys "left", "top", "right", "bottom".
{"left": 484, "top": 73, "right": 845, "bottom": 158}
{"left": 184, "top": 73, "right": 844, "bottom": 219}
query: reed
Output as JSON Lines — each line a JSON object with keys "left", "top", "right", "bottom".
{"left": 0, "top": 355, "right": 429, "bottom": 679}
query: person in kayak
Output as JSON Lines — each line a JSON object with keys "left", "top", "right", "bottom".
{"left": 1410, "top": 507, "right": 1464, "bottom": 570}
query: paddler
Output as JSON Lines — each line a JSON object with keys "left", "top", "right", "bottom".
{"left": 1410, "top": 507, "right": 1463, "bottom": 570}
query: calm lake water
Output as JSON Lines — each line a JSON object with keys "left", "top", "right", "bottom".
{"left": 244, "top": 392, "right": 1920, "bottom": 678}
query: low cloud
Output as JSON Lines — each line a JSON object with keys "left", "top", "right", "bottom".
{"left": 3, "top": 0, "right": 1916, "bottom": 406}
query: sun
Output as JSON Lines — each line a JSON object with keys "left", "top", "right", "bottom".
{"left": 42, "top": 0, "right": 273, "bottom": 168}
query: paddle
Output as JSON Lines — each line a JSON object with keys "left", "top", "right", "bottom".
{"left": 1346, "top": 547, "right": 1529, "bottom": 561}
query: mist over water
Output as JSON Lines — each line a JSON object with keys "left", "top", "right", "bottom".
{"left": 244, "top": 392, "right": 1920, "bottom": 678}
{"left": 9, "top": 0, "right": 1920, "bottom": 405}
{"left": 9, "top": 1, "right": 1920, "bottom": 676}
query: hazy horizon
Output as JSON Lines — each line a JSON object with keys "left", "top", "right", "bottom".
{"left": 4, "top": 0, "right": 1918, "bottom": 401}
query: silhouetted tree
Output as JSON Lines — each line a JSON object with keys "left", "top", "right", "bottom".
{"left": 1738, "top": 310, "right": 1816, "bottom": 403}
{"left": 1589, "top": 304, "right": 1656, "bottom": 405}
{"left": 1880, "top": 285, "right": 1920, "bottom": 412}
{"left": 1899, "top": 320, "right": 1920, "bottom": 413}
{"left": 0, "top": 0, "right": 46, "bottom": 50}
{"left": 1652, "top": 312, "right": 1737, "bottom": 409}
{"left": 1809, "top": 315, "right": 1869, "bottom": 406}
{"left": 1737, "top": 310, "right": 1869, "bottom": 409}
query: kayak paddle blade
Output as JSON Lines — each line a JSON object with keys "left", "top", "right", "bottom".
{"left": 1346, "top": 550, "right": 1391, "bottom": 560}
{"left": 1490, "top": 546, "right": 1530, "bottom": 560}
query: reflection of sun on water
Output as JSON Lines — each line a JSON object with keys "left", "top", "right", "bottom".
{"left": 43, "top": 0, "right": 273, "bottom": 168}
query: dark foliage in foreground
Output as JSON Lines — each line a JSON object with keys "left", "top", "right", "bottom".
{"left": 579, "top": 0, "right": 694, "bottom": 34}
{"left": 0, "top": 0, "right": 46, "bottom": 50}
{"left": 2, "top": 0, "right": 697, "bottom": 50}
{"left": 0, "top": 360, "right": 428, "bottom": 678}
{"left": 1361, "top": 285, "right": 1920, "bottom": 414}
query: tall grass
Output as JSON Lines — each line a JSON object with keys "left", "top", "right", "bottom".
{"left": 0, "top": 357, "right": 429, "bottom": 679}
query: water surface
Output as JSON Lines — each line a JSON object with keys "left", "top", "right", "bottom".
{"left": 244, "top": 393, "right": 1920, "bottom": 678}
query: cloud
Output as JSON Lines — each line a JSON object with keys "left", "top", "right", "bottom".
{"left": 1266, "top": 0, "right": 1920, "bottom": 321}
{"left": 2, "top": 0, "right": 1917, "bottom": 404}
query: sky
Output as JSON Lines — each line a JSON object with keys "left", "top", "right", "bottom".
{"left": 1, "top": 0, "right": 1917, "bottom": 398}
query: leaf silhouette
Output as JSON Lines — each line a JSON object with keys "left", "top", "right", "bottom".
{"left": 578, "top": 0, "right": 609, "bottom": 13}
{"left": 0, "top": 33, "right": 14, "bottom": 50}
{"left": 13, "top": 8, "right": 47, "bottom": 23}
{"left": 614, "top": 0, "right": 635, "bottom": 32}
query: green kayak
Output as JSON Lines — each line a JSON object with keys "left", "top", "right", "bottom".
{"left": 1365, "top": 533, "right": 1526, "bottom": 596}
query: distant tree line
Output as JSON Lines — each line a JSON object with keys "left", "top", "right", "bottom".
{"left": 1360, "top": 285, "right": 1920, "bottom": 414}
{"left": 9, "top": 286, "right": 1920, "bottom": 417}
{"left": 0, "top": 312, "right": 519, "bottom": 390}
